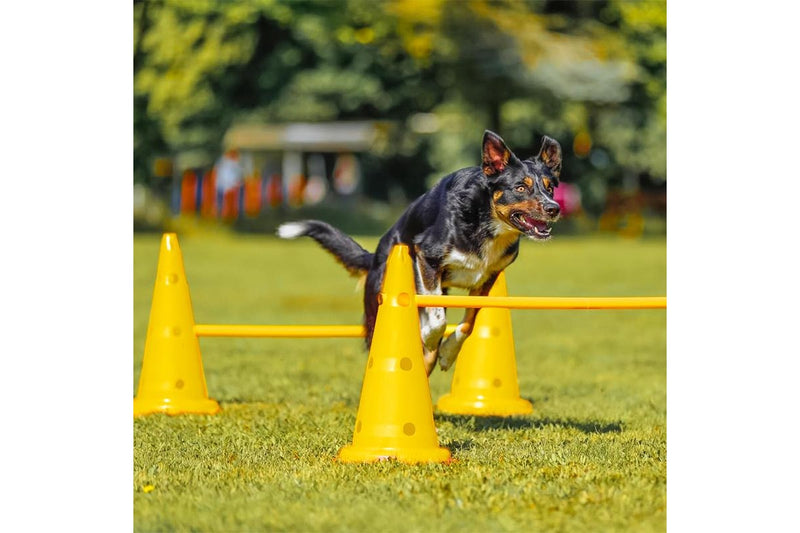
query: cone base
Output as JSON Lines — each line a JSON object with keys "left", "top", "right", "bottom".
{"left": 337, "top": 444, "right": 451, "bottom": 464}
{"left": 436, "top": 394, "right": 533, "bottom": 416}
{"left": 134, "top": 396, "right": 221, "bottom": 417}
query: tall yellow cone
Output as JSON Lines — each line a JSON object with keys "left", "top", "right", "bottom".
{"left": 436, "top": 272, "right": 533, "bottom": 416}
{"left": 134, "top": 233, "right": 220, "bottom": 416}
{"left": 338, "top": 245, "right": 450, "bottom": 463}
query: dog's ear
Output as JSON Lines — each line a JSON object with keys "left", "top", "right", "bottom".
{"left": 537, "top": 136, "right": 562, "bottom": 179}
{"left": 482, "top": 130, "right": 518, "bottom": 176}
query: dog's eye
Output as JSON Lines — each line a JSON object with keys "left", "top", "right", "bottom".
{"left": 515, "top": 185, "right": 526, "bottom": 193}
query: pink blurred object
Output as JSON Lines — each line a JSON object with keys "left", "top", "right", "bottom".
{"left": 554, "top": 182, "right": 582, "bottom": 216}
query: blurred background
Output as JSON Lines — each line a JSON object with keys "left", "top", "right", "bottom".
{"left": 133, "top": 0, "right": 666, "bottom": 238}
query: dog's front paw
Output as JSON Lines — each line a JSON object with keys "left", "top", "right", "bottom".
{"left": 438, "top": 337, "right": 459, "bottom": 372}
{"left": 422, "top": 347, "right": 439, "bottom": 376}
{"left": 438, "top": 326, "right": 469, "bottom": 371}
{"left": 439, "top": 355, "right": 456, "bottom": 372}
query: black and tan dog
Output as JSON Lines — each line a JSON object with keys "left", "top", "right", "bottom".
{"left": 278, "top": 130, "right": 562, "bottom": 375}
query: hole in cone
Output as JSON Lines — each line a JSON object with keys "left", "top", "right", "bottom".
{"left": 400, "top": 357, "right": 412, "bottom": 371}
{"left": 163, "top": 326, "right": 182, "bottom": 337}
{"left": 165, "top": 273, "right": 179, "bottom": 284}
{"left": 356, "top": 420, "right": 362, "bottom": 433}
{"left": 403, "top": 423, "right": 416, "bottom": 436}
{"left": 175, "top": 379, "right": 185, "bottom": 389}
{"left": 493, "top": 379, "right": 502, "bottom": 388}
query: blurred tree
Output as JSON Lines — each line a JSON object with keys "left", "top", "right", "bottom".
{"left": 133, "top": 0, "right": 666, "bottom": 211}
{"left": 594, "top": 0, "right": 666, "bottom": 181}
{"left": 134, "top": 0, "right": 269, "bottom": 177}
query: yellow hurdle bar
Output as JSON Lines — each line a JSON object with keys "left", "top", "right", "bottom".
{"left": 193, "top": 297, "right": 665, "bottom": 338}
{"left": 415, "top": 295, "right": 667, "bottom": 310}
{"left": 194, "top": 324, "right": 460, "bottom": 338}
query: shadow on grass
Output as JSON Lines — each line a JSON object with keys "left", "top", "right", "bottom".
{"left": 436, "top": 413, "right": 622, "bottom": 434}
{"left": 446, "top": 439, "right": 476, "bottom": 453}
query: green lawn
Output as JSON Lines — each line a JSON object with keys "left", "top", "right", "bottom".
{"left": 134, "top": 231, "right": 666, "bottom": 532}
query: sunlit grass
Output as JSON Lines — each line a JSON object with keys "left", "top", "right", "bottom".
{"left": 134, "top": 232, "right": 665, "bottom": 532}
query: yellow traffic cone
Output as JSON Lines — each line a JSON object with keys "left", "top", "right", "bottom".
{"left": 436, "top": 272, "right": 533, "bottom": 416}
{"left": 337, "top": 245, "right": 451, "bottom": 464}
{"left": 134, "top": 233, "right": 221, "bottom": 416}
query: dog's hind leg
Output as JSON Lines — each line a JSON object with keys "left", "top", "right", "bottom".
{"left": 438, "top": 273, "right": 499, "bottom": 371}
{"left": 362, "top": 262, "right": 385, "bottom": 349}
{"left": 413, "top": 249, "right": 446, "bottom": 376}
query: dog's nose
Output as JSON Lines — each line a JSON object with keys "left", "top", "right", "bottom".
{"left": 544, "top": 203, "right": 560, "bottom": 218}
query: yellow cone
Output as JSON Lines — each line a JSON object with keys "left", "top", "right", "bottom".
{"left": 134, "top": 233, "right": 220, "bottom": 416}
{"left": 338, "top": 245, "right": 450, "bottom": 463}
{"left": 436, "top": 272, "right": 533, "bottom": 416}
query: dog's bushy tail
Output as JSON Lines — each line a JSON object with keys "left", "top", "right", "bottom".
{"left": 277, "top": 220, "right": 373, "bottom": 276}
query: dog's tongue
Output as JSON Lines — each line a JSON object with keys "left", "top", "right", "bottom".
{"left": 520, "top": 214, "right": 547, "bottom": 232}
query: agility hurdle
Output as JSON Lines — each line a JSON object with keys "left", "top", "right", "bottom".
{"left": 193, "top": 324, "right": 460, "bottom": 338}
{"left": 191, "top": 292, "right": 666, "bottom": 337}
{"left": 134, "top": 233, "right": 665, "bottom": 464}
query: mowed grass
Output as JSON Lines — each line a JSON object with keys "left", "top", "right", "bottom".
{"left": 134, "top": 231, "right": 666, "bottom": 532}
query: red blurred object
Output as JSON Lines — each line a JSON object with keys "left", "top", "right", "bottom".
{"left": 266, "top": 174, "right": 282, "bottom": 207}
{"left": 200, "top": 168, "right": 217, "bottom": 218}
{"left": 554, "top": 182, "right": 582, "bottom": 216}
{"left": 180, "top": 170, "right": 197, "bottom": 213}
{"left": 220, "top": 187, "right": 240, "bottom": 220}
{"left": 243, "top": 175, "right": 262, "bottom": 217}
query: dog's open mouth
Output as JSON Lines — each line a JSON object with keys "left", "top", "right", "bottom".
{"left": 510, "top": 212, "right": 551, "bottom": 239}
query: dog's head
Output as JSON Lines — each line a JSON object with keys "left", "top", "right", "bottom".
{"left": 482, "top": 130, "right": 562, "bottom": 240}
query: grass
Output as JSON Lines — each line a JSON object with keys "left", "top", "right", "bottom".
{"left": 134, "top": 231, "right": 666, "bottom": 532}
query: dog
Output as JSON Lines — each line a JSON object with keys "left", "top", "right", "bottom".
{"left": 278, "top": 130, "right": 562, "bottom": 375}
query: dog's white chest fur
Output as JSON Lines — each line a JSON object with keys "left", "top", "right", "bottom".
{"left": 442, "top": 225, "right": 518, "bottom": 289}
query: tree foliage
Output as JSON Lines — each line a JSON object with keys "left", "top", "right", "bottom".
{"left": 134, "top": 0, "right": 666, "bottom": 204}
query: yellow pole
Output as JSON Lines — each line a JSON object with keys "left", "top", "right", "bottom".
{"left": 194, "top": 324, "right": 459, "bottom": 338}
{"left": 415, "top": 295, "right": 666, "bottom": 310}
